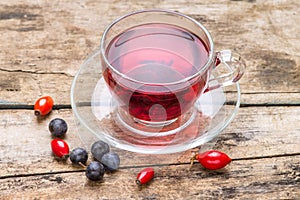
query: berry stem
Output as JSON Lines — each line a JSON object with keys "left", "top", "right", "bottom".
{"left": 62, "top": 154, "right": 69, "bottom": 160}
{"left": 189, "top": 152, "right": 197, "bottom": 170}
{"left": 79, "top": 162, "right": 87, "bottom": 169}
{"left": 136, "top": 180, "right": 143, "bottom": 191}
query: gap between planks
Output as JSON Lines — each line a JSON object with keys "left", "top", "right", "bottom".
{"left": 0, "top": 102, "right": 300, "bottom": 110}
{"left": 1, "top": 152, "right": 299, "bottom": 180}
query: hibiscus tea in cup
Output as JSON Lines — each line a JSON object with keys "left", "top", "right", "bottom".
{"left": 103, "top": 23, "right": 210, "bottom": 124}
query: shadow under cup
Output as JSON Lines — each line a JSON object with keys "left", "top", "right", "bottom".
{"left": 100, "top": 10, "right": 215, "bottom": 136}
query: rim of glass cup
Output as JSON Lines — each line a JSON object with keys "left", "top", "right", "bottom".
{"left": 100, "top": 9, "right": 215, "bottom": 86}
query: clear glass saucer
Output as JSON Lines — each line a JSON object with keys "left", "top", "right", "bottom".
{"left": 71, "top": 49, "right": 241, "bottom": 154}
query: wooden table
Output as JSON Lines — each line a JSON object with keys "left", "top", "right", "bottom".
{"left": 0, "top": 0, "right": 299, "bottom": 199}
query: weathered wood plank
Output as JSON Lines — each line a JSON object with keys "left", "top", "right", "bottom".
{"left": 0, "top": 106, "right": 299, "bottom": 177}
{"left": 0, "top": 72, "right": 299, "bottom": 106}
{"left": 0, "top": 72, "right": 74, "bottom": 105}
{"left": 0, "top": 156, "right": 299, "bottom": 199}
{"left": 240, "top": 92, "right": 300, "bottom": 106}
{"left": 219, "top": 106, "right": 300, "bottom": 157}
{"left": 0, "top": 0, "right": 299, "bottom": 104}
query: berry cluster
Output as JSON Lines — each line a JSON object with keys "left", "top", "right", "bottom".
{"left": 34, "top": 96, "right": 232, "bottom": 188}
{"left": 86, "top": 140, "right": 120, "bottom": 180}
{"left": 51, "top": 137, "right": 120, "bottom": 181}
{"left": 34, "top": 96, "right": 120, "bottom": 181}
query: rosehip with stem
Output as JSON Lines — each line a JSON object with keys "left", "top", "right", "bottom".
{"left": 34, "top": 96, "right": 54, "bottom": 116}
{"left": 136, "top": 167, "right": 154, "bottom": 190}
{"left": 51, "top": 139, "right": 69, "bottom": 159}
{"left": 192, "top": 150, "right": 232, "bottom": 170}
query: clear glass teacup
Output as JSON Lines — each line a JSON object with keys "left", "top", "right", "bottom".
{"left": 71, "top": 9, "right": 245, "bottom": 154}
{"left": 100, "top": 10, "right": 245, "bottom": 136}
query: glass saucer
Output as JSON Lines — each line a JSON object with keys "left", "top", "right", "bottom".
{"left": 70, "top": 49, "right": 241, "bottom": 154}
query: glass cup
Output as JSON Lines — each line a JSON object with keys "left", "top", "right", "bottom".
{"left": 100, "top": 9, "right": 245, "bottom": 137}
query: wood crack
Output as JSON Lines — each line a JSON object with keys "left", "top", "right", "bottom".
{"left": 0, "top": 104, "right": 71, "bottom": 110}
{"left": 1, "top": 102, "right": 299, "bottom": 110}
{"left": 0, "top": 154, "right": 299, "bottom": 180}
{"left": 0, "top": 67, "right": 73, "bottom": 77}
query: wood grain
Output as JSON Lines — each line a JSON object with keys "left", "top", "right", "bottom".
{"left": 0, "top": 0, "right": 299, "bottom": 104}
{"left": 0, "top": 106, "right": 299, "bottom": 177}
{"left": 0, "top": 156, "right": 299, "bottom": 199}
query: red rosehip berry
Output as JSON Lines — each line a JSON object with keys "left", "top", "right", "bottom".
{"left": 34, "top": 96, "right": 54, "bottom": 116}
{"left": 51, "top": 139, "right": 69, "bottom": 159}
{"left": 136, "top": 167, "right": 154, "bottom": 190}
{"left": 195, "top": 150, "right": 232, "bottom": 170}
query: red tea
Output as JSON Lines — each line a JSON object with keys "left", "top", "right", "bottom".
{"left": 103, "top": 23, "right": 210, "bottom": 122}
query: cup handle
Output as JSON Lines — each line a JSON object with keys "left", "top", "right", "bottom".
{"left": 205, "top": 50, "right": 246, "bottom": 92}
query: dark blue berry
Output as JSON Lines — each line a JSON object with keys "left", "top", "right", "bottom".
{"left": 91, "top": 140, "right": 110, "bottom": 161}
{"left": 100, "top": 152, "right": 120, "bottom": 171}
{"left": 85, "top": 161, "right": 105, "bottom": 181}
{"left": 49, "top": 118, "right": 68, "bottom": 137}
{"left": 70, "top": 147, "right": 88, "bottom": 165}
